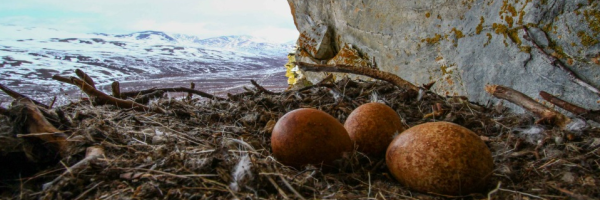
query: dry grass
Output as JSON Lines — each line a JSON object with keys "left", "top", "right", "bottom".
{"left": 0, "top": 78, "right": 599, "bottom": 199}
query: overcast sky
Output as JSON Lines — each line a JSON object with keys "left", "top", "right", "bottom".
{"left": 0, "top": 0, "right": 299, "bottom": 43}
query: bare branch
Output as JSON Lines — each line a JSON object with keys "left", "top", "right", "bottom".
{"left": 540, "top": 91, "right": 600, "bottom": 123}
{"left": 188, "top": 82, "right": 195, "bottom": 100}
{"left": 296, "top": 62, "right": 419, "bottom": 92}
{"left": 53, "top": 75, "right": 166, "bottom": 114}
{"left": 486, "top": 85, "right": 570, "bottom": 128}
{"left": 75, "top": 69, "right": 96, "bottom": 89}
{"left": 0, "top": 84, "right": 49, "bottom": 109}
{"left": 111, "top": 81, "right": 121, "bottom": 97}
{"left": 120, "top": 87, "right": 226, "bottom": 101}
{"left": 251, "top": 80, "right": 281, "bottom": 95}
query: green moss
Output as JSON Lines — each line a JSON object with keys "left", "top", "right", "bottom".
{"left": 578, "top": 31, "right": 599, "bottom": 46}
{"left": 476, "top": 17, "right": 485, "bottom": 34}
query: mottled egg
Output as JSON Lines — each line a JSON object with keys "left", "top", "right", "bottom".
{"left": 386, "top": 122, "right": 494, "bottom": 195}
{"left": 344, "top": 102, "right": 405, "bottom": 157}
{"left": 271, "top": 108, "right": 353, "bottom": 168}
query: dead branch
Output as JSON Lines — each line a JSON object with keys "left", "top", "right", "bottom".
{"left": 422, "top": 81, "right": 436, "bottom": 90}
{"left": 188, "top": 82, "right": 195, "bottom": 100}
{"left": 49, "top": 96, "right": 57, "bottom": 109}
{"left": 523, "top": 27, "right": 600, "bottom": 96}
{"left": 251, "top": 80, "right": 281, "bottom": 95}
{"left": 134, "top": 90, "right": 165, "bottom": 104}
{"left": 75, "top": 69, "right": 96, "bottom": 89}
{"left": 9, "top": 98, "right": 68, "bottom": 157}
{"left": 43, "top": 146, "right": 105, "bottom": 191}
{"left": 485, "top": 85, "right": 571, "bottom": 128}
{"left": 296, "top": 62, "right": 419, "bottom": 92}
{"left": 549, "top": 185, "right": 589, "bottom": 200}
{"left": 540, "top": 91, "right": 600, "bottom": 123}
{"left": 0, "top": 83, "right": 49, "bottom": 109}
{"left": 53, "top": 75, "right": 166, "bottom": 114}
{"left": 111, "top": 81, "right": 121, "bottom": 97}
{"left": 119, "top": 87, "right": 226, "bottom": 101}
{"left": 227, "top": 92, "right": 254, "bottom": 101}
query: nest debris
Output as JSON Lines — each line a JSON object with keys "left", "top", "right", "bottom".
{"left": 0, "top": 77, "right": 599, "bottom": 199}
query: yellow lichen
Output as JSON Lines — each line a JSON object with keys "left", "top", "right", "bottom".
{"left": 583, "top": 9, "right": 600, "bottom": 36}
{"left": 505, "top": 16, "right": 514, "bottom": 28}
{"left": 326, "top": 44, "right": 370, "bottom": 67}
{"left": 421, "top": 33, "right": 443, "bottom": 44}
{"left": 492, "top": 23, "right": 521, "bottom": 45}
{"left": 519, "top": 45, "right": 531, "bottom": 53}
{"left": 476, "top": 16, "right": 485, "bottom": 34}
{"left": 451, "top": 28, "right": 465, "bottom": 39}
{"left": 484, "top": 33, "right": 493, "bottom": 47}
{"left": 426, "top": 12, "right": 431, "bottom": 18}
{"left": 578, "top": 31, "right": 599, "bottom": 47}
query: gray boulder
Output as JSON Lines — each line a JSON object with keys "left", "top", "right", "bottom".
{"left": 288, "top": 0, "right": 600, "bottom": 113}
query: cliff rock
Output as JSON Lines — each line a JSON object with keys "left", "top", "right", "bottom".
{"left": 288, "top": 0, "right": 600, "bottom": 112}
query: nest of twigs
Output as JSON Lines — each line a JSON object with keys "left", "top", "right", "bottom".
{"left": 0, "top": 77, "right": 599, "bottom": 199}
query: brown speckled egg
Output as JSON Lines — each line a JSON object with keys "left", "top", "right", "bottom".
{"left": 271, "top": 108, "right": 353, "bottom": 168}
{"left": 344, "top": 102, "right": 405, "bottom": 157}
{"left": 386, "top": 122, "right": 493, "bottom": 195}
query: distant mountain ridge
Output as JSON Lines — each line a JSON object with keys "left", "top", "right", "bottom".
{"left": 0, "top": 24, "right": 292, "bottom": 103}
{"left": 116, "top": 31, "right": 178, "bottom": 42}
{"left": 110, "top": 30, "right": 294, "bottom": 56}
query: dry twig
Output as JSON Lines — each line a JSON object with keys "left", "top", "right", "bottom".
{"left": 251, "top": 80, "right": 281, "bottom": 95}
{"left": 53, "top": 75, "right": 166, "bottom": 114}
{"left": 42, "top": 146, "right": 105, "bottom": 191}
{"left": 523, "top": 27, "right": 600, "bottom": 96}
{"left": 75, "top": 69, "right": 96, "bottom": 89}
{"left": 111, "top": 81, "right": 121, "bottom": 97}
{"left": 485, "top": 85, "right": 570, "bottom": 128}
{"left": 119, "top": 87, "right": 225, "bottom": 101}
{"left": 0, "top": 83, "right": 49, "bottom": 109}
{"left": 188, "top": 82, "right": 195, "bottom": 100}
{"left": 297, "top": 62, "right": 419, "bottom": 92}
{"left": 539, "top": 91, "right": 600, "bottom": 123}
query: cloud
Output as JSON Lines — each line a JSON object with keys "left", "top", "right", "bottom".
{"left": 251, "top": 27, "right": 299, "bottom": 43}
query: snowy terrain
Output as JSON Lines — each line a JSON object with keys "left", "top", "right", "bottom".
{"left": 0, "top": 24, "right": 294, "bottom": 105}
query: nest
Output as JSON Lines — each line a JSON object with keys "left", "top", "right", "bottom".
{"left": 1, "top": 78, "right": 599, "bottom": 199}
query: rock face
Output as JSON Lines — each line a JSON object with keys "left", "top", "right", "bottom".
{"left": 288, "top": 0, "right": 600, "bottom": 112}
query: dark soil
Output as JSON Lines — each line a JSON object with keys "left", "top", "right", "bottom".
{"left": 0, "top": 77, "right": 598, "bottom": 199}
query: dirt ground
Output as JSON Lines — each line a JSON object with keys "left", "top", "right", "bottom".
{"left": 0, "top": 77, "right": 599, "bottom": 199}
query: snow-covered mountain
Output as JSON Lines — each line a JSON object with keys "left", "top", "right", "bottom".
{"left": 0, "top": 24, "right": 294, "bottom": 105}
{"left": 115, "top": 31, "right": 178, "bottom": 43}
